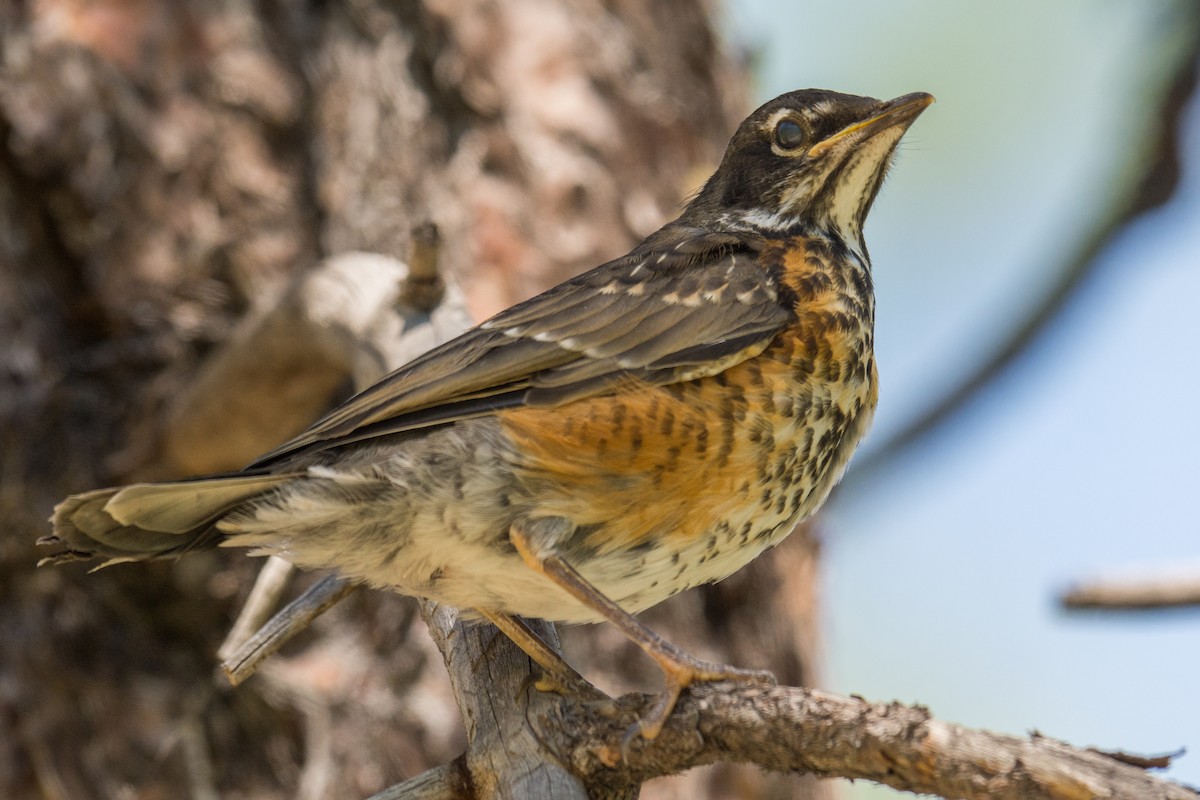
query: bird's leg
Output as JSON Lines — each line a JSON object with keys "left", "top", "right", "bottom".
{"left": 510, "top": 521, "right": 775, "bottom": 741}
{"left": 477, "top": 609, "right": 594, "bottom": 695}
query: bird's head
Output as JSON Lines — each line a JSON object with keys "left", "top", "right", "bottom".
{"left": 688, "top": 89, "right": 933, "bottom": 261}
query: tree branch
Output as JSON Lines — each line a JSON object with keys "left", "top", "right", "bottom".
{"left": 218, "top": 555, "right": 296, "bottom": 663}
{"left": 368, "top": 678, "right": 1196, "bottom": 798}
{"left": 221, "top": 574, "right": 357, "bottom": 685}
{"left": 1062, "top": 568, "right": 1200, "bottom": 611}
{"left": 547, "top": 683, "right": 1196, "bottom": 800}
{"left": 368, "top": 762, "right": 465, "bottom": 800}
{"left": 419, "top": 602, "right": 612, "bottom": 800}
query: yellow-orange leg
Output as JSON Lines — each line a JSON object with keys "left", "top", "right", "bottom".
{"left": 478, "top": 609, "right": 593, "bottom": 694}
{"left": 509, "top": 524, "right": 776, "bottom": 741}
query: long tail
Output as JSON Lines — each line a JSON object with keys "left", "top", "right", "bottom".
{"left": 40, "top": 473, "right": 293, "bottom": 568}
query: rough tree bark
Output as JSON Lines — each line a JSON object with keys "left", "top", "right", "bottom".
{"left": 0, "top": 2, "right": 826, "bottom": 798}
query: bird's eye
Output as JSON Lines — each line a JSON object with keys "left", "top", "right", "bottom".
{"left": 774, "top": 118, "right": 805, "bottom": 151}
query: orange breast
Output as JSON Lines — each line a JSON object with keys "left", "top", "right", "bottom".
{"left": 500, "top": 376, "right": 762, "bottom": 555}
{"left": 498, "top": 236, "right": 877, "bottom": 563}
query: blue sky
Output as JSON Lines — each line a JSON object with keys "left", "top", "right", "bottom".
{"left": 727, "top": 2, "right": 1200, "bottom": 794}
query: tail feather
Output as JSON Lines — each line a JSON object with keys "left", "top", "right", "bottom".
{"left": 105, "top": 475, "right": 293, "bottom": 533}
{"left": 43, "top": 474, "right": 294, "bottom": 567}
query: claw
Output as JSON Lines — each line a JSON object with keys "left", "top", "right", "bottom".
{"left": 638, "top": 655, "right": 775, "bottom": 740}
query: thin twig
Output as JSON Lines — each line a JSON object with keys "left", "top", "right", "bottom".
{"left": 24, "top": 735, "right": 71, "bottom": 800}
{"left": 178, "top": 715, "right": 221, "bottom": 800}
{"left": 366, "top": 762, "right": 466, "bottom": 800}
{"left": 399, "top": 222, "right": 444, "bottom": 313}
{"left": 1089, "top": 747, "right": 1185, "bottom": 770}
{"left": 218, "top": 555, "right": 295, "bottom": 661}
{"left": 1062, "top": 569, "right": 1200, "bottom": 611}
{"left": 287, "top": 676, "right": 336, "bottom": 800}
{"left": 257, "top": 664, "right": 337, "bottom": 800}
{"left": 221, "top": 575, "right": 357, "bottom": 685}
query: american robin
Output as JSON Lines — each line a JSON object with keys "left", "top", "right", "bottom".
{"left": 42, "top": 88, "right": 933, "bottom": 740}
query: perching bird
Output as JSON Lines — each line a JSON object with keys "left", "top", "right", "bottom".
{"left": 42, "top": 88, "right": 933, "bottom": 739}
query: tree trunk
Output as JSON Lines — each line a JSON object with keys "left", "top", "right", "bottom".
{"left": 0, "top": 3, "right": 827, "bottom": 797}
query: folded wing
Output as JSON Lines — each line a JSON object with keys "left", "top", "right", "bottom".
{"left": 251, "top": 227, "right": 793, "bottom": 467}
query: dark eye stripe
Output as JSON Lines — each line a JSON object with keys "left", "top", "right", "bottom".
{"left": 774, "top": 119, "right": 805, "bottom": 150}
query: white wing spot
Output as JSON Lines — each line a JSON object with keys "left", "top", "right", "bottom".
{"left": 664, "top": 290, "right": 702, "bottom": 307}
{"left": 307, "top": 465, "right": 341, "bottom": 479}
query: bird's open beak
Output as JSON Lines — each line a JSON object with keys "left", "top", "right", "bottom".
{"left": 807, "top": 92, "right": 935, "bottom": 158}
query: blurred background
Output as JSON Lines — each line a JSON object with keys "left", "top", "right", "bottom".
{"left": 1, "top": 1, "right": 1197, "bottom": 798}
{"left": 725, "top": 0, "right": 1200, "bottom": 796}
